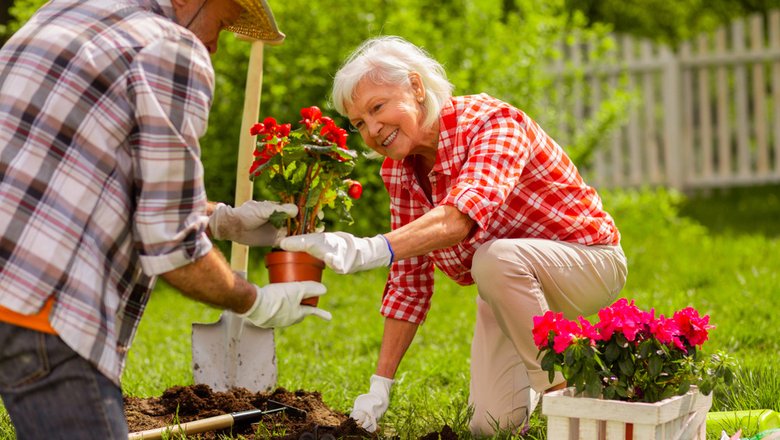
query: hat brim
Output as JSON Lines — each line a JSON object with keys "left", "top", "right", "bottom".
{"left": 227, "top": 0, "right": 285, "bottom": 42}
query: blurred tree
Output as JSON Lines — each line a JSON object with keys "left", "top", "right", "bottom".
{"left": 3, "top": 0, "right": 627, "bottom": 238}
{"left": 567, "top": 0, "right": 780, "bottom": 46}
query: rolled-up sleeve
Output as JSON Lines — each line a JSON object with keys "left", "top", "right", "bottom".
{"left": 440, "top": 111, "right": 530, "bottom": 230}
{"left": 126, "top": 37, "right": 214, "bottom": 276}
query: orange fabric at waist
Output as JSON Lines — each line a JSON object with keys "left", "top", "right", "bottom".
{"left": 0, "top": 296, "right": 57, "bottom": 334}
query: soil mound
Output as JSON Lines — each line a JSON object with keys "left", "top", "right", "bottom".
{"left": 124, "top": 384, "right": 374, "bottom": 439}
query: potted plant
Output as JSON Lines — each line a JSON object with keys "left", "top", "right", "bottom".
{"left": 533, "top": 298, "right": 735, "bottom": 439}
{"left": 249, "top": 106, "right": 361, "bottom": 306}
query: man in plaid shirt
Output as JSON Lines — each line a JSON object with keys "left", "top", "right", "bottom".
{"left": 282, "top": 36, "right": 628, "bottom": 435}
{"left": 0, "top": 0, "right": 329, "bottom": 437}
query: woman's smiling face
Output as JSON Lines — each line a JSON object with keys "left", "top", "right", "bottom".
{"left": 346, "top": 75, "right": 438, "bottom": 163}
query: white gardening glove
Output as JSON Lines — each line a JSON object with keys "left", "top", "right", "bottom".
{"left": 240, "top": 282, "right": 331, "bottom": 328}
{"left": 350, "top": 375, "right": 394, "bottom": 433}
{"left": 279, "top": 232, "right": 392, "bottom": 274}
{"left": 209, "top": 201, "right": 297, "bottom": 246}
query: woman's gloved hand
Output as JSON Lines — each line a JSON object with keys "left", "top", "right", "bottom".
{"left": 350, "top": 375, "right": 394, "bottom": 433}
{"left": 279, "top": 232, "right": 392, "bottom": 274}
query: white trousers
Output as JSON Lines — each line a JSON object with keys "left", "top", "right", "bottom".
{"left": 467, "top": 238, "right": 627, "bottom": 435}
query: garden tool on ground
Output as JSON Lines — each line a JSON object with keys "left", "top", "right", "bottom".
{"left": 191, "top": 17, "right": 285, "bottom": 392}
{"left": 127, "top": 400, "right": 306, "bottom": 440}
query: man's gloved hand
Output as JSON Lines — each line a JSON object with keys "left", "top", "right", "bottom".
{"left": 350, "top": 375, "right": 394, "bottom": 433}
{"left": 279, "top": 232, "right": 392, "bottom": 274}
{"left": 240, "top": 281, "right": 331, "bottom": 328}
{"left": 209, "top": 201, "right": 297, "bottom": 246}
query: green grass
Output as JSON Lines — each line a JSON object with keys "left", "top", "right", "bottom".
{"left": 1, "top": 185, "right": 779, "bottom": 439}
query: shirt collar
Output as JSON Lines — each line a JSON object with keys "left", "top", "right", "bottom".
{"left": 136, "top": 0, "right": 175, "bottom": 22}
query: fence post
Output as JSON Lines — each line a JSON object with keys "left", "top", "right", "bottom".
{"left": 660, "top": 46, "right": 684, "bottom": 189}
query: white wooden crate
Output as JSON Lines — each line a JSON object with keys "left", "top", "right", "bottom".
{"left": 541, "top": 387, "right": 712, "bottom": 440}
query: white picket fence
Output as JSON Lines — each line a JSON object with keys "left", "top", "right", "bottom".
{"left": 551, "top": 11, "right": 780, "bottom": 190}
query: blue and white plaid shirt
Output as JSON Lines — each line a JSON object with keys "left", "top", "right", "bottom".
{"left": 0, "top": 0, "right": 215, "bottom": 384}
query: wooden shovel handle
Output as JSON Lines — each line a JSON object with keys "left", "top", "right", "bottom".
{"left": 230, "top": 40, "right": 264, "bottom": 274}
{"left": 127, "top": 413, "right": 234, "bottom": 440}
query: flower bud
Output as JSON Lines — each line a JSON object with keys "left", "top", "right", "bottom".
{"left": 347, "top": 180, "right": 363, "bottom": 199}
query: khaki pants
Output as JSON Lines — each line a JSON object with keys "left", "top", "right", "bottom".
{"left": 468, "top": 238, "right": 627, "bottom": 435}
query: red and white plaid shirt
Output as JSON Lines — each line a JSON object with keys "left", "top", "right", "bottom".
{"left": 380, "top": 94, "right": 620, "bottom": 324}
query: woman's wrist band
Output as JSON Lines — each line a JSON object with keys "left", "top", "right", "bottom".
{"left": 380, "top": 234, "right": 395, "bottom": 266}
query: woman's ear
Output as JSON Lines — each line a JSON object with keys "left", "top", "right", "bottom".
{"left": 408, "top": 72, "right": 425, "bottom": 102}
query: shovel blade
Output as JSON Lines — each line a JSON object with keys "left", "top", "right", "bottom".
{"left": 192, "top": 311, "right": 277, "bottom": 392}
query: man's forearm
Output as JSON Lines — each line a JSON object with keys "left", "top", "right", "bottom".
{"left": 376, "top": 317, "right": 419, "bottom": 378}
{"left": 161, "top": 249, "right": 256, "bottom": 313}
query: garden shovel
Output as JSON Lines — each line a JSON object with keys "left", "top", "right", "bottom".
{"left": 191, "top": 36, "right": 279, "bottom": 392}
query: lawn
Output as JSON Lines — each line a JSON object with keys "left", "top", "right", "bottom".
{"left": 1, "top": 185, "right": 778, "bottom": 439}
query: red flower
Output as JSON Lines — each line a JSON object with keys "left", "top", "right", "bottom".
{"left": 347, "top": 180, "right": 362, "bottom": 199}
{"left": 250, "top": 123, "right": 265, "bottom": 136}
{"left": 321, "top": 123, "right": 348, "bottom": 148}
{"left": 300, "top": 106, "right": 323, "bottom": 130}
{"left": 263, "top": 116, "right": 278, "bottom": 128}
{"left": 276, "top": 123, "right": 291, "bottom": 138}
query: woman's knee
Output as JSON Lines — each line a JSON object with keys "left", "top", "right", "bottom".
{"left": 472, "top": 240, "right": 534, "bottom": 298}
{"left": 473, "top": 240, "right": 514, "bottom": 282}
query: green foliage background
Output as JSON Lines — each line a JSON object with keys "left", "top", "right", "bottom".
{"left": 3, "top": 0, "right": 778, "bottom": 239}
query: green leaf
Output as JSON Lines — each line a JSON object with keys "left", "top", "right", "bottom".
{"left": 676, "top": 379, "right": 691, "bottom": 395}
{"left": 605, "top": 341, "right": 621, "bottom": 363}
{"left": 648, "top": 355, "right": 663, "bottom": 378}
{"left": 305, "top": 186, "right": 322, "bottom": 208}
{"left": 638, "top": 340, "right": 653, "bottom": 359}
{"left": 541, "top": 350, "right": 557, "bottom": 374}
{"left": 618, "top": 357, "right": 635, "bottom": 377}
{"left": 267, "top": 210, "right": 289, "bottom": 229}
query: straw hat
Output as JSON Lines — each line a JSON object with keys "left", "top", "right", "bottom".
{"left": 227, "top": 0, "right": 285, "bottom": 43}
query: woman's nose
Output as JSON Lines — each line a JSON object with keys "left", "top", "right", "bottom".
{"left": 366, "top": 118, "right": 382, "bottom": 137}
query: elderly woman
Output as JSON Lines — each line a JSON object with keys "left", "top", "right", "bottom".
{"left": 281, "top": 36, "right": 627, "bottom": 435}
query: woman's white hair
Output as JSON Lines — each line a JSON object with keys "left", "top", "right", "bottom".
{"left": 331, "top": 36, "right": 454, "bottom": 130}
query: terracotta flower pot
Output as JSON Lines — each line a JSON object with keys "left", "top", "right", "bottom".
{"left": 265, "top": 250, "right": 325, "bottom": 307}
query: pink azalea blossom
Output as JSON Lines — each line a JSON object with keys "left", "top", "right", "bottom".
{"left": 673, "top": 307, "right": 714, "bottom": 347}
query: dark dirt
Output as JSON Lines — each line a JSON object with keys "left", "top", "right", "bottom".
{"left": 124, "top": 384, "right": 459, "bottom": 439}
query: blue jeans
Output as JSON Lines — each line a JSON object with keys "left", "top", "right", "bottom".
{"left": 0, "top": 322, "right": 128, "bottom": 439}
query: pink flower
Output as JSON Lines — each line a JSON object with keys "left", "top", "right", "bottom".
{"left": 596, "top": 298, "right": 645, "bottom": 342}
{"left": 673, "top": 307, "right": 714, "bottom": 347}
{"left": 578, "top": 316, "right": 601, "bottom": 342}
{"left": 532, "top": 311, "right": 564, "bottom": 349}
{"left": 553, "top": 319, "right": 582, "bottom": 353}
{"left": 648, "top": 314, "right": 679, "bottom": 345}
